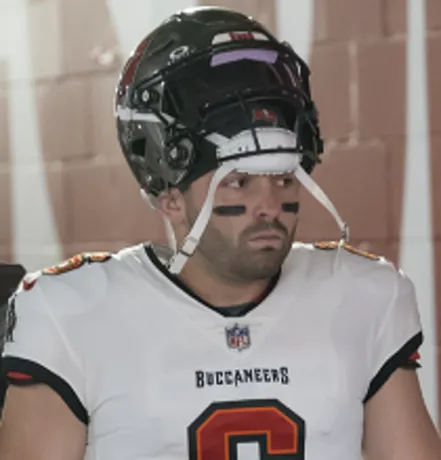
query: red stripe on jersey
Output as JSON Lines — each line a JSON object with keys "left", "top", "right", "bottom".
{"left": 7, "top": 371, "right": 33, "bottom": 380}
{"left": 22, "top": 279, "right": 37, "bottom": 291}
{"left": 409, "top": 351, "right": 421, "bottom": 362}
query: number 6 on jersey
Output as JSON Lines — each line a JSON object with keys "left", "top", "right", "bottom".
{"left": 188, "top": 399, "right": 305, "bottom": 460}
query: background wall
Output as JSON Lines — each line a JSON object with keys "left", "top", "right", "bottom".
{"left": 0, "top": 0, "right": 439, "bottom": 426}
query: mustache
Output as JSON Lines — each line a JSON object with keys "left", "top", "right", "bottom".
{"left": 242, "top": 219, "right": 289, "bottom": 238}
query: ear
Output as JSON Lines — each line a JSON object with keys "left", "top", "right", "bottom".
{"left": 155, "top": 188, "right": 186, "bottom": 224}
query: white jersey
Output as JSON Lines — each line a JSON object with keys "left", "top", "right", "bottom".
{"left": 2, "top": 242, "right": 422, "bottom": 460}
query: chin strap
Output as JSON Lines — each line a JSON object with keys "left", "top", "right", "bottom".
{"left": 294, "top": 167, "right": 349, "bottom": 242}
{"left": 169, "top": 163, "right": 235, "bottom": 274}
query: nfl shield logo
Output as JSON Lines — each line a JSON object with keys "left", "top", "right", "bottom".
{"left": 225, "top": 324, "right": 251, "bottom": 351}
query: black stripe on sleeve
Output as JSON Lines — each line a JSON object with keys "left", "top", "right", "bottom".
{"left": 2, "top": 356, "right": 89, "bottom": 425}
{"left": 363, "top": 331, "right": 423, "bottom": 403}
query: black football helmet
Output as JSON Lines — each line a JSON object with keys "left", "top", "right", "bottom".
{"left": 114, "top": 7, "right": 347, "bottom": 273}
{"left": 115, "top": 6, "right": 323, "bottom": 197}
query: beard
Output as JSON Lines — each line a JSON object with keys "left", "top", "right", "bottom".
{"left": 186, "top": 208, "right": 296, "bottom": 282}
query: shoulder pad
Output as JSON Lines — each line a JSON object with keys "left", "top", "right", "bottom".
{"left": 313, "top": 241, "right": 381, "bottom": 261}
{"left": 43, "top": 252, "right": 112, "bottom": 275}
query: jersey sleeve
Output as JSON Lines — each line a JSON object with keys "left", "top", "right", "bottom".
{"left": 2, "top": 279, "right": 88, "bottom": 424}
{"left": 364, "top": 270, "right": 423, "bottom": 402}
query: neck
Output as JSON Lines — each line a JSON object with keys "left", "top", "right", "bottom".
{"left": 178, "top": 253, "right": 270, "bottom": 308}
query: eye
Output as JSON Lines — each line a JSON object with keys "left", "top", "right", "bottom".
{"left": 224, "top": 176, "right": 249, "bottom": 189}
{"left": 275, "top": 175, "right": 295, "bottom": 187}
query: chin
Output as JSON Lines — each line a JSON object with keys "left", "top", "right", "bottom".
{"left": 237, "top": 265, "right": 280, "bottom": 282}
{"left": 236, "top": 250, "right": 287, "bottom": 280}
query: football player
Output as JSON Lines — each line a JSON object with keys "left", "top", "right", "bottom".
{"left": 0, "top": 6, "right": 440, "bottom": 460}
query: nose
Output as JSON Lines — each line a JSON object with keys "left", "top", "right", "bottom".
{"left": 253, "top": 178, "right": 281, "bottom": 221}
